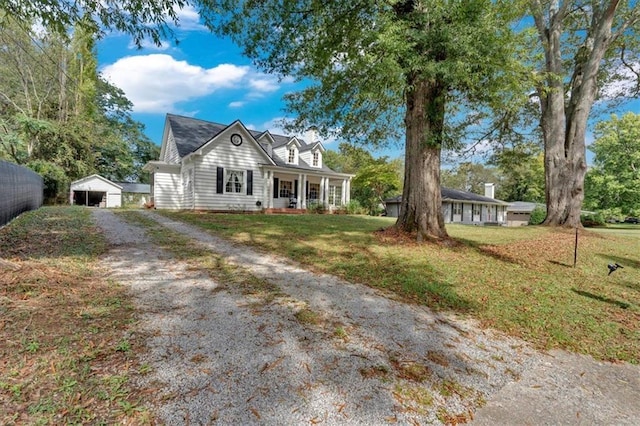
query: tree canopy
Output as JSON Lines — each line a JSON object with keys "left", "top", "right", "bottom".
{"left": 584, "top": 112, "right": 640, "bottom": 216}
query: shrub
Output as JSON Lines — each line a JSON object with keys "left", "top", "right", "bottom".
{"left": 581, "top": 212, "right": 606, "bottom": 227}
{"left": 528, "top": 205, "right": 546, "bottom": 225}
{"left": 344, "top": 200, "right": 368, "bottom": 215}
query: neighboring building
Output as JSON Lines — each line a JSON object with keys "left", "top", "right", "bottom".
{"left": 144, "top": 114, "right": 353, "bottom": 212}
{"left": 70, "top": 175, "right": 122, "bottom": 208}
{"left": 385, "top": 183, "right": 509, "bottom": 225}
{"left": 506, "top": 201, "right": 542, "bottom": 226}
{"left": 117, "top": 182, "right": 151, "bottom": 207}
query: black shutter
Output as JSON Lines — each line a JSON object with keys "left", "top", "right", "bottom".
{"left": 294, "top": 179, "right": 298, "bottom": 199}
{"left": 305, "top": 181, "right": 309, "bottom": 198}
{"left": 216, "top": 167, "right": 224, "bottom": 194}
{"left": 246, "top": 170, "right": 253, "bottom": 195}
{"left": 273, "top": 177, "right": 279, "bottom": 198}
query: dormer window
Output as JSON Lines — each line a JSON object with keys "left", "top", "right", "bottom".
{"left": 288, "top": 148, "right": 296, "bottom": 163}
{"left": 312, "top": 151, "right": 319, "bottom": 167}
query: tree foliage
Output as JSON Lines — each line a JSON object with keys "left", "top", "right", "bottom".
{"left": 584, "top": 113, "right": 640, "bottom": 216}
{"left": 0, "top": 0, "right": 187, "bottom": 47}
{"left": 324, "top": 143, "right": 402, "bottom": 215}
{"left": 489, "top": 144, "right": 545, "bottom": 203}
{"left": 0, "top": 16, "right": 158, "bottom": 201}
{"left": 441, "top": 162, "right": 500, "bottom": 196}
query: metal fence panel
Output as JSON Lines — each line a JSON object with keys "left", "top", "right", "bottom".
{"left": 0, "top": 160, "right": 44, "bottom": 226}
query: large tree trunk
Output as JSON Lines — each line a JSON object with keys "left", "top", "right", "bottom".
{"left": 533, "top": 0, "right": 620, "bottom": 227}
{"left": 395, "top": 75, "right": 448, "bottom": 241}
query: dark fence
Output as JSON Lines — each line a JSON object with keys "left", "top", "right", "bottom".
{"left": 0, "top": 160, "right": 44, "bottom": 226}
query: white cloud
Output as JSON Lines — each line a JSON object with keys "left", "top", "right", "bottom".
{"left": 101, "top": 54, "right": 250, "bottom": 113}
{"left": 248, "top": 77, "right": 280, "bottom": 93}
{"left": 173, "top": 4, "right": 207, "bottom": 31}
{"left": 228, "top": 101, "right": 246, "bottom": 108}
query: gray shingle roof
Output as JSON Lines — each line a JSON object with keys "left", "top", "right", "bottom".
{"left": 117, "top": 182, "right": 151, "bottom": 194}
{"left": 167, "top": 114, "right": 226, "bottom": 157}
{"left": 166, "top": 114, "right": 340, "bottom": 174}
{"left": 386, "top": 187, "right": 508, "bottom": 205}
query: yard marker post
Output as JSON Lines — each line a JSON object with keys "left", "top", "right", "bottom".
{"left": 573, "top": 227, "right": 578, "bottom": 268}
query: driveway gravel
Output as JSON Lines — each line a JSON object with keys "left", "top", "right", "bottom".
{"left": 92, "top": 209, "right": 640, "bottom": 425}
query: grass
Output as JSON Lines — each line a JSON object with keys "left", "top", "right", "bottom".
{"left": 155, "top": 211, "right": 640, "bottom": 363}
{"left": 0, "top": 206, "right": 151, "bottom": 424}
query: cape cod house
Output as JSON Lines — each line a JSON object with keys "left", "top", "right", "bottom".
{"left": 144, "top": 114, "right": 353, "bottom": 212}
{"left": 385, "top": 184, "right": 509, "bottom": 225}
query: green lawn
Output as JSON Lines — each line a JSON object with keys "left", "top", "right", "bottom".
{"left": 589, "top": 223, "right": 640, "bottom": 239}
{"left": 157, "top": 211, "right": 640, "bottom": 363}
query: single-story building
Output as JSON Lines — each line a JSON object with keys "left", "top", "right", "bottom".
{"left": 143, "top": 114, "right": 353, "bottom": 212}
{"left": 70, "top": 174, "right": 122, "bottom": 208}
{"left": 385, "top": 183, "right": 509, "bottom": 225}
{"left": 117, "top": 182, "right": 151, "bottom": 206}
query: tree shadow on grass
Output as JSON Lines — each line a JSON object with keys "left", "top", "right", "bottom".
{"left": 596, "top": 253, "right": 640, "bottom": 270}
{"left": 450, "top": 237, "right": 523, "bottom": 266}
{"left": 571, "top": 288, "right": 632, "bottom": 309}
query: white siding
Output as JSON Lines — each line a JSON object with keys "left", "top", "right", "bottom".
{"left": 154, "top": 171, "right": 182, "bottom": 209}
{"left": 182, "top": 166, "right": 194, "bottom": 209}
{"left": 300, "top": 149, "right": 322, "bottom": 168}
{"left": 163, "top": 129, "right": 181, "bottom": 164}
{"left": 106, "top": 192, "right": 121, "bottom": 208}
{"left": 193, "top": 132, "right": 265, "bottom": 211}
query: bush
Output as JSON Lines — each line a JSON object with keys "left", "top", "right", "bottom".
{"left": 581, "top": 212, "right": 606, "bottom": 227}
{"left": 344, "top": 200, "right": 368, "bottom": 215}
{"left": 307, "top": 200, "right": 327, "bottom": 214}
{"left": 528, "top": 205, "right": 546, "bottom": 225}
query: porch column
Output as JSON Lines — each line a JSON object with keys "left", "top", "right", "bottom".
{"left": 301, "top": 174, "right": 307, "bottom": 209}
{"left": 341, "top": 179, "right": 347, "bottom": 206}
{"left": 324, "top": 178, "right": 330, "bottom": 207}
{"left": 265, "top": 171, "right": 272, "bottom": 209}
{"left": 297, "top": 173, "right": 303, "bottom": 208}
{"left": 320, "top": 177, "right": 326, "bottom": 207}
{"left": 346, "top": 178, "right": 351, "bottom": 204}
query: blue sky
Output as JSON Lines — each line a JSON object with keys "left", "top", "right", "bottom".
{"left": 97, "top": 6, "right": 367, "bottom": 154}
{"left": 96, "top": 5, "right": 640, "bottom": 163}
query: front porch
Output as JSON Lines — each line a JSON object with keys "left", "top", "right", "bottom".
{"left": 261, "top": 168, "right": 352, "bottom": 211}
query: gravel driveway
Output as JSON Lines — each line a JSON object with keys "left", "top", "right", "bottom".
{"left": 92, "top": 209, "right": 640, "bottom": 425}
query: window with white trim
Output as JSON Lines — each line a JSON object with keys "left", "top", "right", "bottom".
{"left": 288, "top": 148, "right": 296, "bottom": 163}
{"left": 328, "top": 185, "right": 342, "bottom": 206}
{"left": 279, "top": 180, "right": 293, "bottom": 198}
{"left": 308, "top": 183, "right": 320, "bottom": 200}
{"left": 225, "top": 170, "right": 244, "bottom": 193}
{"left": 312, "top": 151, "right": 319, "bottom": 167}
{"left": 453, "top": 203, "right": 462, "bottom": 215}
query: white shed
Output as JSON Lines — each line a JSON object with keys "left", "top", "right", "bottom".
{"left": 70, "top": 175, "right": 122, "bottom": 208}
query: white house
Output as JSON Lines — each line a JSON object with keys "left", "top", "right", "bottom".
{"left": 144, "top": 114, "right": 353, "bottom": 212}
{"left": 385, "top": 184, "right": 509, "bottom": 225}
{"left": 70, "top": 174, "right": 122, "bottom": 208}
